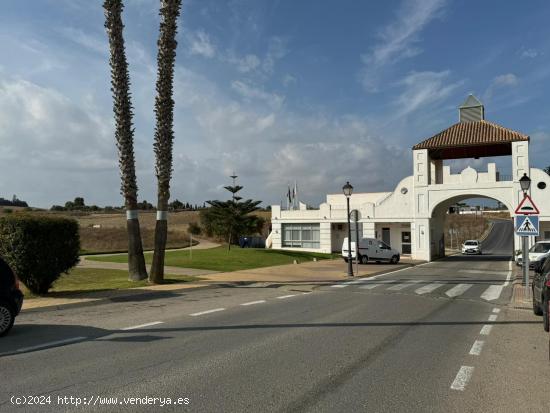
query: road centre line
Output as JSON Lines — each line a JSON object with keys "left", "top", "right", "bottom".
{"left": 469, "top": 340, "right": 485, "bottom": 356}
{"left": 450, "top": 366, "right": 475, "bottom": 391}
{"left": 240, "top": 300, "right": 266, "bottom": 306}
{"left": 488, "top": 314, "right": 498, "bottom": 322}
{"left": 492, "top": 308, "right": 501, "bottom": 313}
{"left": 190, "top": 308, "right": 225, "bottom": 316}
{"left": 277, "top": 294, "right": 297, "bottom": 299}
{"left": 503, "top": 271, "right": 512, "bottom": 287}
{"left": 480, "top": 325, "right": 493, "bottom": 335}
{"left": 14, "top": 337, "right": 87, "bottom": 353}
{"left": 121, "top": 321, "right": 164, "bottom": 331}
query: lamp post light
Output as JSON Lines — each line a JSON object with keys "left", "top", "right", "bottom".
{"left": 519, "top": 173, "right": 532, "bottom": 298}
{"left": 343, "top": 181, "right": 354, "bottom": 277}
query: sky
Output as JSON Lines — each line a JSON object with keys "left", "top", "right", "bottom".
{"left": 1, "top": 0, "right": 550, "bottom": 208}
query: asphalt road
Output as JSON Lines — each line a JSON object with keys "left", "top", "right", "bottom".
{"left": 1, "top": 223, "right": 548, "bottom": 412}
{"left": 481, "top": 219, "right": 514, "bottom": 255}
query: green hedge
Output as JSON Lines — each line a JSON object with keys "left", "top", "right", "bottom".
{"left": 0, "top": 215, "right": 80, "bottom": 294}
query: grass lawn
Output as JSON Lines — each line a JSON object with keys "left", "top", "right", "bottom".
{"left": 87, "top": 247, "right": 337, "bottom": 272}
{"left": 22, "top": 268, "right": 200, "bottom": 298}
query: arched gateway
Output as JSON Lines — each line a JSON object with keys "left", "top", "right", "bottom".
{"left": 269, "top": 96, "right": 550, "bottom": 261}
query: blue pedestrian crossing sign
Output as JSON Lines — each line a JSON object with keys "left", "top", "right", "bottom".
{"left": 515, "top": 215, "right": 539, "bottom": 236}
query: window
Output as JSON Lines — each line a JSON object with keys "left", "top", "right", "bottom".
{"left": 282, "top": 223, "right": 320, "bottom": 248}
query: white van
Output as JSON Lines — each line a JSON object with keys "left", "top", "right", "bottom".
{"left": 341, "top": 237, "right": 400, "bottom": 264}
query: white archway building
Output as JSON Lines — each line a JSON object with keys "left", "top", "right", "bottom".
{"left": 269, "top": 96, "right": 550, "bottom": 261}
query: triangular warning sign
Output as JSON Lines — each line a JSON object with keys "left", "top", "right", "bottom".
{"left": 515, "top": 195, "right": 539, "bottom": 215}
{"left": 517, "top": 216, "right": 538, "bottom": 233}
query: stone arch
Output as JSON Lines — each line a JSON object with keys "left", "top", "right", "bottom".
{"left": 429, "top": 193, "right": 514, "bottom": 218}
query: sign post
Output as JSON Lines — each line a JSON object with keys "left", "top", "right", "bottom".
{"left": 515, "top": 194, "right": 540, "bottom": 298}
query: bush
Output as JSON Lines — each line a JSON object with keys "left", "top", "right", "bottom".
{"left": 0, "top": 215, "right": 80, "bottom": 294}
{"left": 188, "top": 222, "right": 202, "bottom": 236}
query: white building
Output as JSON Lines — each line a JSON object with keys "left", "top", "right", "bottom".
{"left": 268, "top": 96, "right": 550, "bottom": 261}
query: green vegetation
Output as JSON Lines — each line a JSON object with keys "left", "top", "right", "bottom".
{"left": 0, "top": 214, "right": 80, "bottom": 294}
{"left": 88, "top": 247, "right": 336, "bottom": 272}
{"left": 21, "top": 267, "right": 199, "bottom": 298}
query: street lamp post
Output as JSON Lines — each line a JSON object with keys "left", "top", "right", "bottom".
{"left": 519, "top": 173, "right": 531, "bottom": 298}
{"left": 343, "top": 181, "right": 354, "bottom": 277}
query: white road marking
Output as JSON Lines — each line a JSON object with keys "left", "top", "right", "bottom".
{"left": 481, "top": 285, "right": 504, "bottom": 301}
{"left": 15, "top": 337, "right": 87, "bottom": 353}
{"left": 492, "top": 308, "right": 501, "bottom": 314}
{"left": 277, "top": 294, "right": 297, "bottom": 299}
{"left": 503, "top": 271, "right": 512, "bottom": 287}
{"left": 488, "top": 314, "right": 498, "bottom": 322}
{"left": 121, "top": 321, "right": 164, "bottom": 330}
{"left": 451, "top": 366, "right": 475, "bottom": 391}
{"left": 240, "top": 300, "right": 266, "bottom": 306}
{"left": 387, "top": 280, "right": 422, "bottom": 291}
{"left": 331, "top": 284, "right": 348, "bottom": 288}
{"left": 415, "top": 282, "right": 444, "bottom": 295}
{"left": 190, "top": 308, "right": 225, "bottom": 316}
{"left": 480, "top": 325, "right": 493, "bottom": 335}
{"left": 469, "top": 340, "right": 485, "bottom": 356}
{"left": 459, "top": 269, "right": 507, "bottom": 275}
{"left": 445, "top": 284, "right": 472, "bottom": 297}
{"left": 359, "top": 280, "right": 394, "bottom": 290}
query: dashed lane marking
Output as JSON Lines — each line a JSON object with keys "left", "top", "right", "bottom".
{"left": 492, "top": 308, "right": 501, "bottom": 314}
{"left": 445, "top": 284, "right": 473, "bottom": 298}
{"left": 386, "top": 280, "right": 423, "bottom": 291}
{"left": 359, "top": 280, "right": 394, "bottom": 290}
{"left": 480, "top": 325, "right": 493, "bottom": 335}
{"left": 488, "top": 314, "right": 498, "bottom": 322}
{"left": 240, "top": 300, "right": 266, "bottom": 306}
{"left": 121, "top": 321, "right": 164, "bottom": 330}
{"left": 451, "top": 366, "right": 475, "bottom": 391}
{"left": 277, "top": 294, "right": 297, "bottom": 299}
{"left": 469, "top": 340, "right": 485, "bottom": 356}
{"left": 190, "top": 308, "right": 225, "bottom": 316}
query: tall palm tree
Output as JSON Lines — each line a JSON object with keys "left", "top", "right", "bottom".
{"left": 103, "top": 0, "right": 147, "bottom": 281}
{"left": 150, "top": 0, "right": 182, "bottom": 283}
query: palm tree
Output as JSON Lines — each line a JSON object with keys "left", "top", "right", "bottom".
{"left": 103, "top": 0, "right": 147, "bottom": 281}
{"left": 150, "top": 0, "right": 182, "bottom": 283}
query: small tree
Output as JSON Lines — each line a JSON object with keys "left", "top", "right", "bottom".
{"left": 201, "top": 175, "right": 262, "bottom": 250}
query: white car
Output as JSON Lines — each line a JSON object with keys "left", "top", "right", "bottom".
{"left": 462, "top": 240, "right": 482, "bottom": 255}
{"left": 516, "top": 241, "right": 550, "bottom": 269}
{"left": 342, "top": 237, "right": 400, "bottom": 264}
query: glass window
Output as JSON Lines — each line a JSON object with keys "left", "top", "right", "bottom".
{"left": 530, "top": 242, "right": 550, "bottom": 253}
{"left": 282, "top": 223, "right": 320, "bottom": 248}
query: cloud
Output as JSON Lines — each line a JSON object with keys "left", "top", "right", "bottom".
{"left": 225, "top": 53, "right": 261, "bottom": 73}
{"left": 187, "top": 30, "right": 216, "bottom": 58}
{"left": 484, "top": 73, "right": 519, "bottom": 101}
{"left": 282, "top": 74, "right": 296, "bottom": 87}
{"left": 360, "top": 0, "right": 447, "bottom": 92}
{"left": 58, "top": 27, "right": 107, "bottom": 55}
{"left": 0, "top": 77, "right": 120, "bottom": 206}
{"left": 394, "top": 70, "right": 463, "bottom": 116}
{"left": 231, "top": 80, "right": 285, "bottom": 109}
{"left": 520, "top": 48, "right": 538, "bottom": 59}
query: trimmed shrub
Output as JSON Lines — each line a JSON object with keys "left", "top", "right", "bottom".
{"left": 0, "top": 215, "right": 80, "bottom": 294}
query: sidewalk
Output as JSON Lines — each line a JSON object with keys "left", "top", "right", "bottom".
{"left": 22, "top": 258, "right": 423, "bottom": 311}
{"left": 510, "top": 265, "right": 533, "bottom": 310}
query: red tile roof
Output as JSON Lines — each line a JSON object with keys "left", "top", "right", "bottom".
{"left": 413, "top": 120, "right": 529, "bottom": 150}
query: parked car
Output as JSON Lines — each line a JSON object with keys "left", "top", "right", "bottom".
{"left": 341, "top": 237, "right": 400, "bottom": 264}
{"left": 533, "top": 256, "right": 550, "bottom": 332}
{"left": 517, "top": 240, "right": 550, "bottom": 269}
{"left": 461, "top": 240, "right": 482, "bottom": 255}
{"left": 0, "top": 256, "right": 23, "bottom": 337}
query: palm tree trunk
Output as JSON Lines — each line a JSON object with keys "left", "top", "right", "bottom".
{"left": 103, "top": 0, "right": 147, "bottom": 281}
{"left": 150, "top": 0, "right": 182, "bottom": 283}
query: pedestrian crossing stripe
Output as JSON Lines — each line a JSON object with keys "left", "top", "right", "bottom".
{"left": 515, "top": 215, "right": 539, "bottom": 236}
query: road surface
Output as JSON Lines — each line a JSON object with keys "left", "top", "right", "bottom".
{"left": 1, "top": 223, "right": 548, "bottom": 412}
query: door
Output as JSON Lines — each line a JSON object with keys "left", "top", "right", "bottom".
{"left": 376, "top": 241, "right": 393, "bottom": 260}
{"left": 401, "top": 231, "right": 411, "bottom": 254}
{"left": 382, "top": 228, "right": 391, "bottom": 246}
